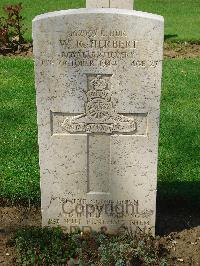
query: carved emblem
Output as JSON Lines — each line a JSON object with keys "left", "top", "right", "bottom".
{"left": 61, "top": 74, "right": 136, "bottom": 134}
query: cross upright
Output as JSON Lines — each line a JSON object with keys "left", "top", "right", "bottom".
{"left": 86, "top": 0, "right": 134, "bottom": 9}
{"left": 52, "top": 74, "right": 147, "bottom": 195}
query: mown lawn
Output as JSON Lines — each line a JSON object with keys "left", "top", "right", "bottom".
{"left": 0, "top": 0, "right": 199, "bottom": 41}
{"left": 0, "top": 58, "right": 199, "bottom": 203}
{"left": 158, "top": 59, "right": 200, "bottom": 201}
{"left": 135, "top": 0, "right": 200, "bottom": 42}
{"left": 0, "top": 58, "right": 39, "bottom": 202}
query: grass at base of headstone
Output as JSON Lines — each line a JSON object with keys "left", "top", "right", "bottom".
{"left": 12, "top": 226, "right": 167, "bottom": 265}
{"left": 0, "top": 0, "right": 199, "bottom": 42}
{"left": 158, "top": 59, "right": 200, "bottom": 202}
{"left": 0, "top": 57, "right": 199, "bottom": 204}
{"left": 0, "top": 57, "right": 40, "bottom": 203}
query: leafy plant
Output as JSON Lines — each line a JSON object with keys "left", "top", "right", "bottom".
{"left": 4, "top": 3, "right": 25, "bottom": 42}
{"left": 15, "top": 227, "right": 77, "bottom": 265}
{"left": 13, "top": 227, "right": 168, "bottom": 265}
{"left": 0, "top": 16, "right": 9, "bottom": 45}
{"left": 0, "top": 3, "right": 26, "bottom": 51}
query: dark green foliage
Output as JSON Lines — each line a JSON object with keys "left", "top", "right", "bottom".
{"left": 14, "top": 227, "right": 167, "bottom": 265}
{"left": 15, "top": 227, "right": 77, "bottom": 265}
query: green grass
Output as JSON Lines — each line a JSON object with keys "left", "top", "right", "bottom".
{"left": 135, "top": 0, "right": 200, "bottom": 42}
{"left": 158, "top": 58, "right": 200, "bottom": 201}
{"left": 0, "top": 0, "right": 199, "bottom": 42}
{"left": 0, "top": 0, "right": 85, "bottom": 41}
{"left": 0, "top": 58, "right": 199, "bottom": 203}
{"left": 0, "top": 58, "right": 39, "bottom": 202}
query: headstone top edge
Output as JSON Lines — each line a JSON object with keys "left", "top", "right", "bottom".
{"left": 32, "top": 8, "right": 164, "bottom": 24}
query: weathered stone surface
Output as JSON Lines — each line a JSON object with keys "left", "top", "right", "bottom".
{"left": 86, "top": 0, "right": 134, "bottom": 9}
{"left": 33, "top": 9, "right": 164, "bottom": 235}
{"left": 110, "top": 0, "right": 133, "bottom": 9}
{"left": 86, "top": 0, "right": 109, "bottom": 8}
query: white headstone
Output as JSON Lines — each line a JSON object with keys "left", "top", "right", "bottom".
{"left": 86, "top": 0, "right": 134, "bottom": 9}
{"left": 33, "top": 8, "right": 164, "bottom": 235}
{"left": 86, "top": 0, "right": 109, "bottom": 8}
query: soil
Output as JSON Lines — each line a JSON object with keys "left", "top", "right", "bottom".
{"left": 0, "top": 42, "right": 199, "bottom": 58}
{"left": 156, "top": 200, "right": 200, "bottom": 265}
{"left": 164, "top": 43, "right": 200, "bottom": 59}
{"left": 0, "top": 42, "right": 33, "bottom": 58}
{"left": 0, "top": 202, "right": 200, "bottom": 265}
{"left": 0, "top": 206, "right": 41, "bottom": 265}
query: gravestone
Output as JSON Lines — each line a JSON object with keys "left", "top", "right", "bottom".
{"left": 86, "top": 0, "right": 134, "bottom": 9}
{"left": 33, "top": 2, "right": 164, "bottom": 235}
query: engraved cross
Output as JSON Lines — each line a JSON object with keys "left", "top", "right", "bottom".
{"left": 52, "top": 74, "right": 146, "bottom": 195}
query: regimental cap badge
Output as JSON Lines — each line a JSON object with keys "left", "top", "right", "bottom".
{"left": 90, "top": 75, "right": 108, "bottom": 90}
{"left": 87, "top": 75, "right": 111, "bottom": 101}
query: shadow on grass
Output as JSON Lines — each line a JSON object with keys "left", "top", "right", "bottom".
{"left": 156, "top": 181, "right": 200, "bottom": 236}
{"left": 164, "top": 34, "right": 178, "bottom": 41}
